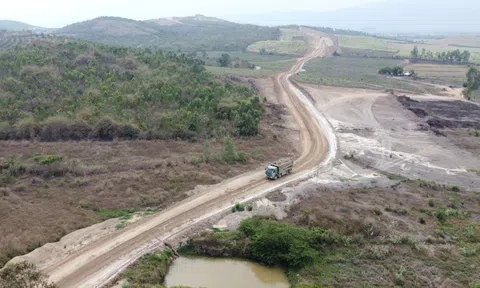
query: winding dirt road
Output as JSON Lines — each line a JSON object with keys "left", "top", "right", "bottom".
{"left": 42, "top": 36, "right": 336, "bottom": 288}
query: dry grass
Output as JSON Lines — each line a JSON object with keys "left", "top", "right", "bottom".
{"left": 0, "top": 103, "right": 296, "bottom": 268}
{"left": 287, "top": 181, "right": 480, "bottom": 287}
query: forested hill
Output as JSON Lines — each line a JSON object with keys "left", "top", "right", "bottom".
{"left": 0, "top": 39, "right": 262, "bottom": 141}
{"left": 54, "top": 16, "right": 280, "bottom": 52}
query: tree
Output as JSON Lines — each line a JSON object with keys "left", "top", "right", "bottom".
{"left": 462, "top": 50, "right": 471, "bottom": 63}
{"left": 0, "top": 262, "right": 57, "bottom": 288}
{"left": 464, "top": 67, "right": 480, "bottom": 98}
{"left": 203, "top": 139, "right": 212, "bottom": 163}
{"left": 218, "top": 53, "right": 231, "bottom": 67}
{"left": 223, "top": 136, "right": 237, "bottom": 164}
{"left": 379, "top": 67, "right": 393, "bottom": 75}
{"left": 410, "top": 46, "right": 419, "bottom": 60}
{"left": 392, "top": 66, "right": 404, "bottom": 76}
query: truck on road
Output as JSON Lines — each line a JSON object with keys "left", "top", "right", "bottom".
{"left": 265, "top": 158, "right": 293, "bottom": 180}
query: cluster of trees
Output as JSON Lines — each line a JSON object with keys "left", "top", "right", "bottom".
{"left": 238, "top": 217, "right": 348, "bottom": 269}
{"left": 410, "top": 46, "right": 471, "bottom": 63}
{"left": 217, "top": 53, "right": 256, "bottom": 69}
{"left": 378, "top": 66, "right": 411, "bottom": 76}
{"left": 464, "top": 66, "right": 480, "bottom": 98}
{"left": 0, "top": 40, "right": 263, "bottom": 141}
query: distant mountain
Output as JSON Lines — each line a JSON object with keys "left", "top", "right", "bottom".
{"left": 54, "top": 15, "right": 280, "bottom": 52}
{"left": 0, "top": 20, "right": 53, "bottom": 33}
{"left": 0, "top": 20, "right": 38, "bottom": 31}
{"left": 228, "top": 0, "right": 480, "bottom": 35}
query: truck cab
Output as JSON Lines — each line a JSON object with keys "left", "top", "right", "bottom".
{"left": 266, "top": 165, "right": 280, "bottom": 180}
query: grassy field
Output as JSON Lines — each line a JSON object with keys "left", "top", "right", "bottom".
{"left": 294, "top": 57, "right": 443, "bottom": 94}
{"left": 404, "top": 63, "right": 468, "bottom": 86}
{"left": 247, "top": 40, "right": 307, "bottom": 56}
{"left": 206, "top": 51, "right": 296, "bottom": 78}
{"left": 246, "top": 28, "right": 308, "bottom": 56}
{"left": 336, "top": 35, "right": 480, "bottom": 64}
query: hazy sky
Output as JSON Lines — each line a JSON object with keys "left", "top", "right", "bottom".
{"left": 1, "top": 0, "right": 386, "bottom": 27}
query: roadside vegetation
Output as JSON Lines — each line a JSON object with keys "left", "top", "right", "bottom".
{"left": 0, "top": 261, "right": 56, "bottom": 288}
{"left": 181, "top": 180, "right": 480, "bottom": 287}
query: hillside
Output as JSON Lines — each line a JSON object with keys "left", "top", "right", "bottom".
{"left": 0, "top": 20, "right": 38, "bottom": 31}
{"left": 0, "top": 39, "right": 263, "bottom": 141}
{"left": 54, "top": 16, "right": 280, "bottom": 52}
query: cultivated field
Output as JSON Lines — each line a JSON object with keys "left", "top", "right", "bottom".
{"left": 247, "top": 28, "right": 308, "bottom": 56}
{"left": 206, "top": 52, "right": 296, "bottom": 78}
{"left": 404, "top": 63, "right": 468, "bottom": 86}
{"left": 294, "top": 57, "right": 443, "bottom": 94}
{"left": 336, "top": 35, "right": 480, "bottom": 64}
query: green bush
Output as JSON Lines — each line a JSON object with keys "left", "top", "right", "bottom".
{"left": 239, "top": 217, "right": 346, "bottom": 269}
{"left": 435, "top": 208, "right": 447, "bottom": 225}
{"left": 33, "top": 155, "right": 63, "bottom": 165}
{"left": 428, "top": 199, "right": 435, "bottom": 207}
{"left": 121, "top": 251, "right": 172, "bottom": 286}
{"left": 223, "top": 136, "right": 237, "bottom": 164}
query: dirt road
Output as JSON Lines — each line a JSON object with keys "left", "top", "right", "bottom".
{"left": 34, "top": 36, "right": 336, "bottom": 288}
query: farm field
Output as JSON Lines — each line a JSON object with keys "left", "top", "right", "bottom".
{"left": 206, "top": 51, "right": 296, "bottom": 78}
{"left": 247, "top": 28, "right": 308, "bottom": 56}
{"left": 294, "top": 57, "right": 443, "bottom": 94}
{"left": 404, "top": 63, "right": 468, "bottom": 86}
{"left": 336, "top": 35, "right": 480, "bottom": 64}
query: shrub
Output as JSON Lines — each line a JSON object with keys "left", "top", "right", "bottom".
{"left": 373, "top": 208, "right": 383, "bottom": 216}
{"left": 232, "top": 203, "right": 246, "bottom": 212}
{"left": 68, "top": 120, "right": 92, "bottom": 140}
{"left": 419, "top": 217, "right": 426, "bottom": 225}
{"left": 223, "top": 136, "right": 237, "bottom": 164}
{"left": 117, "top": 123, "right": 139, "bottom": 139}
{"left": 15, "top": 118, "right": 40, "bottom": 140}
{"left": 435, "top": 208, "right": 447, "bottom": 225}
{"left": 90, "top": 118, "right": 119, "bottom": 140}
{"left": 428, "top": 199, "right": 435, "bottom": 207}
{"left": 0, "top": 122, "right": 14, "bottom": 140}
{"left": 33, "top": 155, "right": 63, "bottom": 165}
{"left": 451, "top": 186, "right": 460, "bottom": 192}
{"left": 0, "top": 261, "right": 56, "bottom": 288}
{"left": 39, "top": 116, "right": 73, "bottom": 141}
{"left": 191, "top": 155, "right": 203, "bottom": 166}
{"left": 238, "top": 217, "right": 346, "bottom": 269}
{"left": 236, "top": 151, "right": 247, "bottom": 163}
{"left": 395, "top": 266, "right": 407, "bottom": 286}
{"left": 121, "top": 251, "right": 172, "bottom": 286}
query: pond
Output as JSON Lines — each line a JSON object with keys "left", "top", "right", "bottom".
{"left": 164, "top": 257, "right": 289, "bottom": 288}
